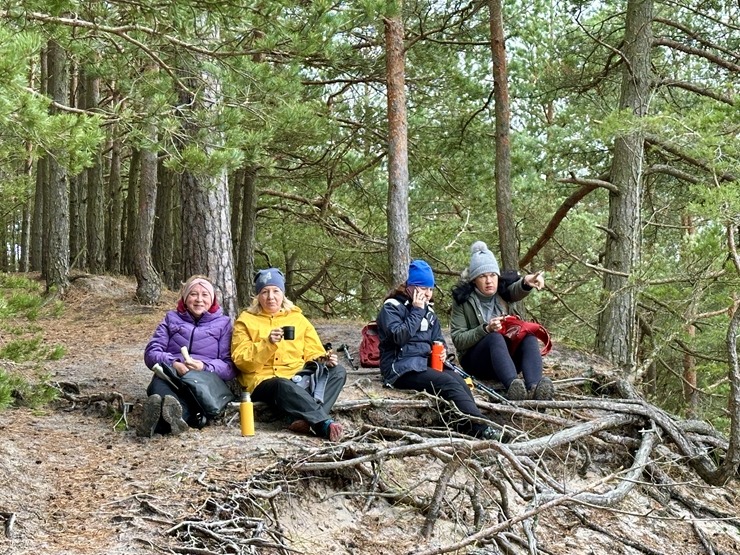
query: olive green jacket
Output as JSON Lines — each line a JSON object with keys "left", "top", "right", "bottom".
{"left": 450, "top": 280, "right": 531, "bottom": 359}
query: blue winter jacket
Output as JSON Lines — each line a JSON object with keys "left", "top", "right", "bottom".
{"left": 144, "top": 307, "right": 236, "bottom": 381}
{"left": 376, "top": 294, "right": 446, "bottom": 386}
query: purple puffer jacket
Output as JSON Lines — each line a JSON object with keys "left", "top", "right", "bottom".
{"left": 144, "top": 307, "right": 236, "bottom": 381}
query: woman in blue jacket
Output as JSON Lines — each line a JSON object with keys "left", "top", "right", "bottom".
{"left": 376, "top": 260, "right": 500, "bottom": 440}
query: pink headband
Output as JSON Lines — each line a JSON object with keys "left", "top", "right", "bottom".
{"left": 182, "top": 278, "right": 215, "bottom": 305}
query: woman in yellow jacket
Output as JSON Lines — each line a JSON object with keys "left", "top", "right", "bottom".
{"left": 231, "top": 268, "right": 346, "bottom": 441}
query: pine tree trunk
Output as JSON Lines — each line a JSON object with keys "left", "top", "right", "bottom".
{"left": 236, "top": 167, "right": 258, "bottom": 309}
{"left": 384, "top": 9, "right": 410, "bottom": 287}
{"left": 107, "top": 131, "right": 123, "bottom": 273}
{"left": 45, "top": 39, "right": 70, "bottom": 293}
{"left": 181, "top": 169, "right": 237, "bottom": 315}
{"left": 176, "top": 24, "right": 238, "bottom": 315}
{"left": 153, "top": 163, "right": 176, "bottom": 289}
{"left": 86, "top": 72, "right": 105, "bottom": 273}
{"left": 122, "top": 148, "right": 140, "bottom": 274}
{"left": 134, "top": 126, "right": 161, "bottom": 304}
{"left": 30, "top": 48, "right": 47, "bottom": 274}
{"left": 595, "top": 0, "right": 653, "bottom": 374}
{"left": 230, "top": 169, "right": 243, "bottom": 272}
{"left": 488, "top": 0, "right": 518, "bottom": 271}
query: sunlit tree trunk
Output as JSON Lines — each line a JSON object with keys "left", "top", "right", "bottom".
{"left": 488, "top": 0, "right": 517, "bottom": 270}
{"left": 384, "top": 6, "right": 410, "bottom": 286}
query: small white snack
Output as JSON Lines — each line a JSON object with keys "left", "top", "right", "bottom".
{"left": 180, "top": 346, "right": 193, "bottom": 363}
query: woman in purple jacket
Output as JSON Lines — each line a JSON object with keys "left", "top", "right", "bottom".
{"left": 137, "top": 275, "right": 236, "bottom": 437}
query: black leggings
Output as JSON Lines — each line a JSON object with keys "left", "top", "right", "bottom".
{"left": 460, "top": 332, "right": 542, "bottom": 390}
{"left": 393, "top": 368, "right": 487, "bottom": 436}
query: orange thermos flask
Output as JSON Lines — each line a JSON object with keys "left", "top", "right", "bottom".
{"left": 430, "top": 341, "right": 444, "bottom": 371}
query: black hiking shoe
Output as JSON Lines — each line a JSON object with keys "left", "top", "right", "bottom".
{"left": 506, "top": 379, "right": 527, "bottom": 401}
{"left": 532, "top": 377, "right": 555, "bottom": 401}
{"left": 162, "top": 395, "right": 189, "bottom": 436}
{"left": 137, "top": 394, "right": 162, "bottom": 438}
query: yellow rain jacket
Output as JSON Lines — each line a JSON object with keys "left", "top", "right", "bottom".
{"left": 231, "top": 306, "right": 327, "bottom": 392}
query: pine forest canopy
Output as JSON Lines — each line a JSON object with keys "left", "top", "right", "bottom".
{"left": 0, "top": 0, "right": 737, "bottom": 423}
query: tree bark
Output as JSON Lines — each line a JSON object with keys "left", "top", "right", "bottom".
{"left": 107, "top": 128, "right": 123, "bottom": 273}
{"left": 488, "top": 0, "right": 517, "bottom": 271}
{"left": 85, "top": 71, "right": 105, "bottom": 273}
{"left": 122, "top": 148, "right": 140, "bottom": 275}
{"left": 30, "top": 47, "right": 47, "bottom": 275}
{"left": 153, "top": 162, "right": 176, "bottom": 289}
{"left": 181, "top": 169, "right": 238, "bottom": 316}
{"left": 236, "top": 167, "right": 258, "bottom": 309}
{"left": 45, "top": 39, "right": 70, "bottom": 293}
{"left": 177, "top": 30, "right": 238, "bottom": 316}
{"left": 384, "top": 8, "right": 410, "bottom": 287}
{"left": 595, "top": 0, "right": 653, "bottom": 374}
{"left": 133, "top": 122, "right": 161, "bottom": 304}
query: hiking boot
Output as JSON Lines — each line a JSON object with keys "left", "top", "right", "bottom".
{"left": 506, "top": 379, "right": 527, "bottom": 401}
{"left": 137, "top": 394, "right": 161, "bottom": 438}
{"left": 288, "top": 419, "right": 311, "bottom": 435}
{"left": 161, "top": 395, "right": 189, "bottom": 436}
{"left": 532, "top": 377, "right": 555, "bottom": 401}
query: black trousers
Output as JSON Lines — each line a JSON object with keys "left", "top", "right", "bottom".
{"left": 461, "top": 332, "right": 542, "bottom": 390}
{"left": 251, "top": 364, "right": 347, "bottom": 426}
{"left": 393, "top": 368, "right": 486, "bottom": 436}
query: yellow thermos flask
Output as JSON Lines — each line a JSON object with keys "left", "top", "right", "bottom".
{"left": 240, "top": 391, "right": 255, "bottom": 436}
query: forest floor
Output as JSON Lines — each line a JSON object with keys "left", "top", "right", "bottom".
{"left": 1, "top": 275, "right": 739, "bottom": 555}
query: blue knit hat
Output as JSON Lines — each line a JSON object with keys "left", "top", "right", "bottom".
{"left": 407, "top": 259, "right": 435, "bottom": 287}
{"left": 468, "top": 241, "right": 500, "bottom": 280}
{"left": 254, "top": 268, "right": 286, "bottom": 294}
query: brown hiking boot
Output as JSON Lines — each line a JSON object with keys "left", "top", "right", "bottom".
{"left": 288, "top": 419, "right": 311, "bottom": 435}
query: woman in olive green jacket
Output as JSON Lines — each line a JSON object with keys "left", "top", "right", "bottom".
{"left": 450, "top": 241, "right": 553, "bottom": 401}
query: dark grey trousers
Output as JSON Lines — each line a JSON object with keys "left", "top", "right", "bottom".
{"left": 251, "top": 364, "right": 347, "bottom": 426}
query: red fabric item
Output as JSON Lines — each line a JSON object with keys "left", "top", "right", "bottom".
{"left": 498, "top": 315, "right": 552, "bottom": 356}
{"left": 177, "top": 298, "right": 221, "bottom": 314}
{"left": 359, "top": 321, "right": 381, "bottom": 367}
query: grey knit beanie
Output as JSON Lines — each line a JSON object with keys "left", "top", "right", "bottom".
{"left": 468, "top": 241, "right": 500, "bottom": 280}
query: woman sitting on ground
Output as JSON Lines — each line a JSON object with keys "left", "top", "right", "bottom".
{"left": 450, "top": 241, "right": 553, "bottom": 401}
{"left": 376, "top": 259, "right": 501, "bottom": 440}
{"left": 231, "top": 268, "right": 346, "bottom": 441}
{"left": 139, "top": 275, "right": 236, "bottom": 437}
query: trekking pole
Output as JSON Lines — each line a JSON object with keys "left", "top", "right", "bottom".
{"left": 443, "top": 359, "right": 510, "bottom": 404}
{"left": 337, "top": 343, "right": 358, "bottom": 371}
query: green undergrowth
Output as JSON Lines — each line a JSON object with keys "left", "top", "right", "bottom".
{"left": 0, "top": 273, "right": 62, "bottom": 410}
